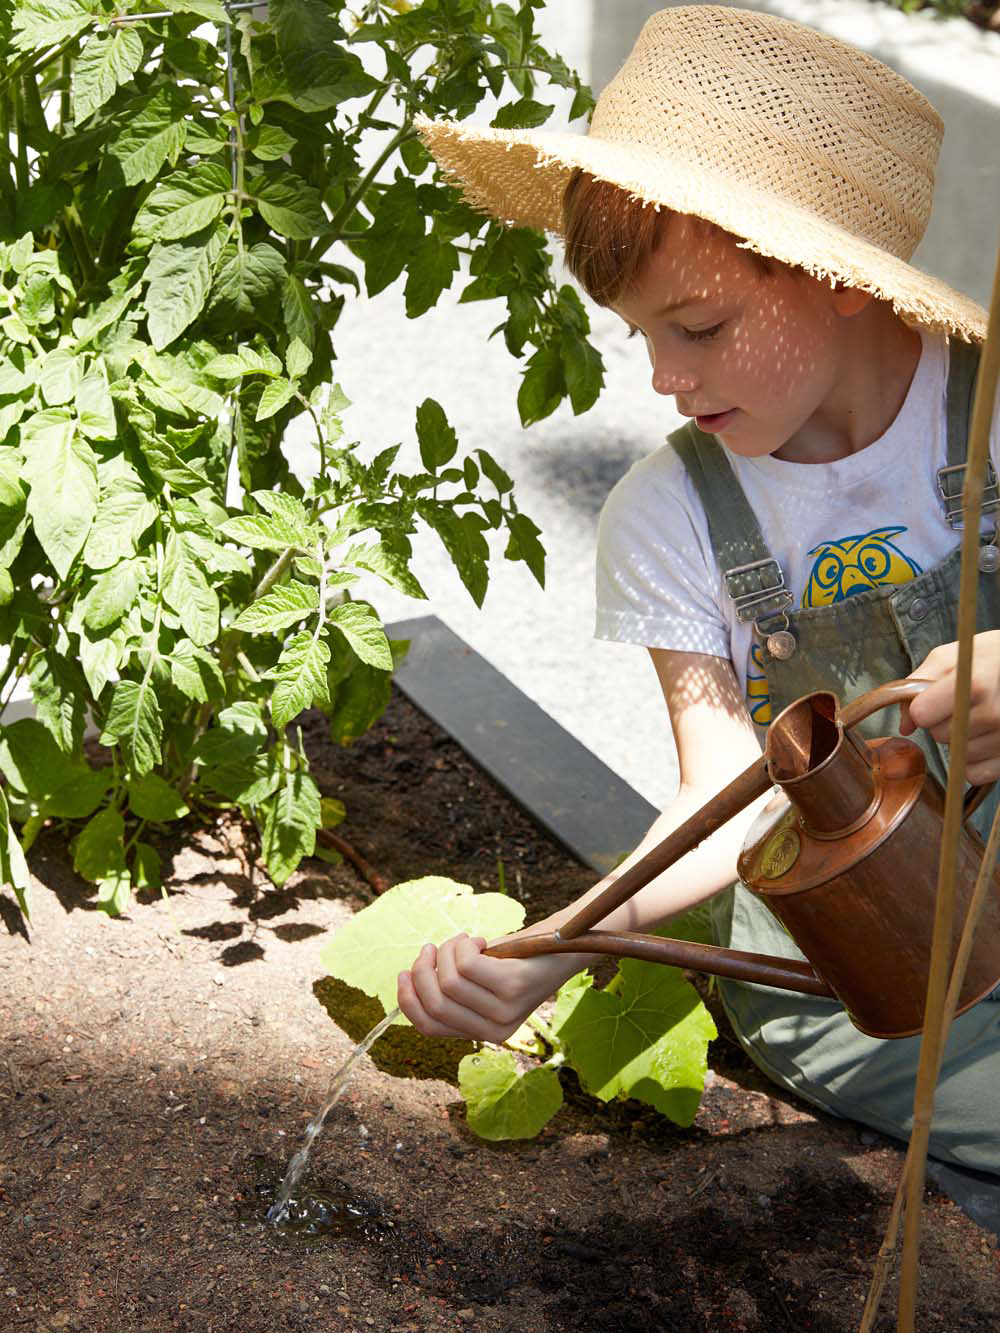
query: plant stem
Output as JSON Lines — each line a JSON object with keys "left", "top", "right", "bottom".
{"left": 323, "top": 124, "right": 417, "bottom": 243}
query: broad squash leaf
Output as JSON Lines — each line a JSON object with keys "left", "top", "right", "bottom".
{"left": 320, "top": 877, "right": 525, "bottom": 1023}
{"left": 458, "top": 1049, "right": 562, "bottom": 1141}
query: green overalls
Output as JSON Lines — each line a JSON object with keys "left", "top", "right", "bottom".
{"left": 670, "top": 341, "right": 1000, "bottom": 1173}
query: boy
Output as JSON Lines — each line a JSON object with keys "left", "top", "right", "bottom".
{"left": 397, "top": 6, "right": 1000, "bottom": 1170}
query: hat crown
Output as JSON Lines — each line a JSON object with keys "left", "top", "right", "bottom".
{"left": 590, "top": 5, "right": 942, "bottom": 260}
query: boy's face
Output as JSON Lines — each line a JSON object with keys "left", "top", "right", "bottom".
{"left": 613, "top": 215, "right": 858, "bottom": 463}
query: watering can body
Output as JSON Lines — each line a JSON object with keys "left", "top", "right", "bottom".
{"left": 738, "top": 712, "right": 1000, "bottom": 1038}
{"left": 488, "top": 680, "right": 1000, "bottom": 1039}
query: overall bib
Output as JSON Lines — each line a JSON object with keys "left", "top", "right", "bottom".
{"left": 670, "top": 341, "right": 1000, "bottom": 1173}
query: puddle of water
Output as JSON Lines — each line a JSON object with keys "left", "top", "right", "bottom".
{"left": 250, "top": 1167, "right": 391, "bottom": 1245}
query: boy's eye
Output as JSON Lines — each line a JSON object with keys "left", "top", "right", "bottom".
{"left": 683, "top": 321, "right": 725, "bottom": 342}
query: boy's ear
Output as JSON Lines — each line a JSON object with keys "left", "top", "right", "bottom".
{"left": 830, "top": 283, "right": 874, "bottom": 318}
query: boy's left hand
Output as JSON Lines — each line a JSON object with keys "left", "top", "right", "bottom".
{"left": 900, "top": 630, "right": 1000, "bottom": 784}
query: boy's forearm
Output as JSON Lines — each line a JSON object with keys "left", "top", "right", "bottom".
{"left": 528, "top": 784, "right": 771, "bottom": 939}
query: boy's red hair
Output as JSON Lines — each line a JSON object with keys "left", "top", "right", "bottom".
{"left": 562, "top": 169, "right": 773, "bottom": 308}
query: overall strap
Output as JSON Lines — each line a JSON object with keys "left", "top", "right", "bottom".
{"left": 668, "top": 422, "right": 792, "bottom": 625}
{"left": 937, "top": 339, "right": 999, "bottom": 527}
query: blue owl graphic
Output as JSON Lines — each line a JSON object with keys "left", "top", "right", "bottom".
{"left": 746, "top": 639, "right": 771, "bottom": 727}
{"left": 801, "top": 526, "right": 922, "bottom": 607}
{"left": 745, "top": 525, "right": 921, "bottom": 726}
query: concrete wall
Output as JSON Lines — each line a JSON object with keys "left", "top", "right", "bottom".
{"left": 590, "top": 0, "right": 1000, "bottom": 307}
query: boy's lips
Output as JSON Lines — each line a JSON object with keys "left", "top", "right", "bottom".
{"left": 694, "top": 408, "right": 736, "bottom": 432}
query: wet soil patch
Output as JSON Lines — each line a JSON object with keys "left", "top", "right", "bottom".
{"left": 0, "top": 688, "right": 997, "bottom": 1332}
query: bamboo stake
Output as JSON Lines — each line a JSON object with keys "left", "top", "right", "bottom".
{"left": 895, "top": 241, "right": 1000, "bottom": 1333}
{"left": 859, "top": 798, "right": 1000, "bottom": 1333}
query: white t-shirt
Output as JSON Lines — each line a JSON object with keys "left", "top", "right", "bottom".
{"left": 595, "top": 332, "right": 1000, "bottom": 733}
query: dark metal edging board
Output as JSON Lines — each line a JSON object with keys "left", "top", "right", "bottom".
{"left": 386, "top": 615, "right": 658, "bottom": 877}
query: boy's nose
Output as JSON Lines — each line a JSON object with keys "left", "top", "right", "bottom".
{"left": 651, "top": 362, "right": 698, "bottom": 397}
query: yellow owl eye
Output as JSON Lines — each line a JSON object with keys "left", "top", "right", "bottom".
{"left": 858, "top": 543, "right": 890, "bottom": 580}
{"left": 816, "top": 554, "right": 842, "bottom": 588}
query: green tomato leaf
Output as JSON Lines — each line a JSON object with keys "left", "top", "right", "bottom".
{"left": 73, "top": 27, "right": 144, "bottom": 123}
{"left": 11, "top": 0, "right": 96, "bottom": 53}
{"left": 327, "top": 660, "right": 392, "bottom": 746}
{"left": 458, "top": 1050, "right": 563, "bottom": 1141}
{"left": 517, "top": 344, "right": 565, "bottom": 427}
{"left": 134, "top": 163, "right": 231, "bottom": 241}
{"left": 132, "top": 841, "right": 162, "bottom": 892}
{"left": 320, "top": 877, "right": 525, "bottom": 1021}
{"left": 0, "top": 717, "right": 112, "bottom": 818}
{"left": 191, "top": 701, "right": 267, "bottom": 767}
{"left": 211, "top": 242, "right": 286, "bottom": 316}
{"left": 266, "top": 630, "right": 330, "bottom": 730}
{"left": 561, "top": 332, "right": 604, "bottom": 416}
{"left": 22, "top": 413, "right": 98, "bottom": 579}
{"left": 255, "top": 377, "right": 296, "bottom": 422}
{"left": 200, "top": 751, "right": 282, "bottom": 806}
{"left": 404, "top": 235, "right": 459, "bottom": 319}
{"left": 169, "top": 639, "right": 225, "bottom": 703}
{"left": 358, "top": 177, "right": 424, "bottom": 298}
{"left": 82, "top": 485, "right": 156, "bottom": 569}
{"left": 285, "top": 337, "right": 311, "bottom": 381}
{"left": 504, "top": 512, "right": 545, "bottom": 588}
{"left": 170, "top": 0, "right": 227, "bottom": 19}
{"left": 415, "top": 397, "right": 457, "bottom": 471}
{"left": 282, "top": 275, "right": 315, "bottom": 348}
{"left": 38, "top": 349, "right": 82, "bottom": 407}
{"left": 100, "top": 678, "right": 163, "bottom": 776}
{"left": 352, "top": 541, "right": 426, "bottom": 601}
{"left": 250, "top": 124, "right": 296, "bottom": 161}
{"left": 251, "top": 171, "right": 326, "bottom": 240}
{"left": 551, "top": 959, "right": 717, "bottom": 1128}
{"left": 161, "top": 532, "right": 219, "bottom": 646}
{"left": 72, "top": 805, "right": 126, "bottom": 884}
{"left": 416, "top": 502, "right": 488, "bottom": 608}
{"left": 78, "top": 632, "right": 119, "bottom": 701}
{"left": 102, "top": 86, "right": 190, "bottom": 187}
{"left": 28, "top": 651, "right": 87, "bottom": 754}
{"left": 0, "top": 787, "right": 30, "bottom": 919}
{"left": 96, "top": 865, "right": 132, "bottom": 915}
{"left": 75, "top": 369, "right": 117, "bottom": 440}
{"left": 270, "top": 0, "right": 378, "bottom": 111}
{"left": 81, "top": 556, "right": 144, "bottom": 630}
{"left": 143, "top": 225, "right": 226, "bottom": 351}
{"left": 328, "top": 602, "right": 392, "bottom": 671}
{"left": 231, "top": 579, "right": 318, "bottom": 633}
{"left": 490, "top": 97, "right": 554, "bottom": 130}
{"left": 261, "top": 768, "right": 321, "bottom": 886}
{"left": 126, "top": 772, "right": 189, "bottom": 822}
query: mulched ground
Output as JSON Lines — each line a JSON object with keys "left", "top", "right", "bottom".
{"left": 0, "top": 688, "right": 997, "bottom": 1333}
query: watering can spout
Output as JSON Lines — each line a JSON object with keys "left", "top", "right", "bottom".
{"left": 485, "top": 678, "right": 1000, "bottom": 1039}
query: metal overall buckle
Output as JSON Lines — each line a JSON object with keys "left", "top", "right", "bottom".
{"left": 936, "top": 461, "right": 1000, "bottom": 572}
{"left": 723, "top": 557, "right": 797, "bottom": 659}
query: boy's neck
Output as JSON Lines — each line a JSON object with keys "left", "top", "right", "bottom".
{"left": 775, "top": 305, "right": 923, "bottom": 465}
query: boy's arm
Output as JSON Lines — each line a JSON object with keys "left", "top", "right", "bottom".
{"left": 398, "top": 649, "right": 768, "bottom": 1042}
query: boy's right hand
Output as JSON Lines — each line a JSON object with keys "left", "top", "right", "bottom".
{"left": 397, "top": 931, "right": 586, "bottom": 1043}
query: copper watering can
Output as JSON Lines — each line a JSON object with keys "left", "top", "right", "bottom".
{"left": 487, "top": 679, "right": 1000, "bottom": 1039}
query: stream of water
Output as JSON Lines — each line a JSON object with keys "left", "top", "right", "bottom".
{"left": 266, "top": 1006, "right": 401, "bottom": 1224}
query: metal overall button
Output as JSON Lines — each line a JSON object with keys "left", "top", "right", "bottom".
{"left": 759, "top": 612, "right": 796, "bottom": 660}
{"left": 979, "top": 519, "right": 1000, "bottom": 574}
{"left": 908, "top": 597, "right": 930, "bottom": 622}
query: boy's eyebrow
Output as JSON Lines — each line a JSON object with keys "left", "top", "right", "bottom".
{"left": 624, "top": 295, "right": 711, "bottom": 336}
{"left": 655, "top": 295, "right": 709, "bottom": 316}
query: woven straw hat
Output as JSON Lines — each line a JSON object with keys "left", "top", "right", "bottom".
{"left": 417, "top": 5, "right": 986, "bottom": 341}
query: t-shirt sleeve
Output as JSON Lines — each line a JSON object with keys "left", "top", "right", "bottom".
{"left": 594, "top": 447, "right": 731, "bottom": 658}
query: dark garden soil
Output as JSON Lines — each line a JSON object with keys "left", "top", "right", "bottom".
{"left": 0, "top": 688, "right": 997, "bottom": 1333}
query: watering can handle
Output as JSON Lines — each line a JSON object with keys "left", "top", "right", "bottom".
{"left": 837, "top": 677, "right": 995, "bottom": 821}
